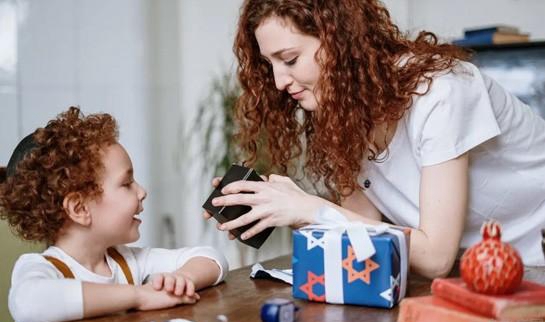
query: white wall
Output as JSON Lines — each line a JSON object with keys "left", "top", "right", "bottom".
{"left": 175, "top": 0, "right": 292, "bottom": 268}
{"left": 408, "top": 0, "right": 545, "bottom": 41}
{"left": 176, "top": 0, "right": 243, "bottom": 248}
{"left": 380, "top": 0, "right": 545, "bottom": 41}
{"left": 1, "top": 0, "right": 158, "bottom": 245}
{"left": 381, "top": 0, "right": 409, "bottom": 31}
{"left": 0, "top": 1, "right": 18, "bottom": 165}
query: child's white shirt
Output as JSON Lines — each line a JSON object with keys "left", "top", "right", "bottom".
{"left": 9, "top": 244, "right": 228, "bottom": 322}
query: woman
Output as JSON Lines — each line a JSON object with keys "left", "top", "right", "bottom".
{"left": 205, "top": 0, "right": 545, "bottom": 278}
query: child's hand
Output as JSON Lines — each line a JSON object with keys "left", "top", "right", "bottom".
{"left": 135, "top": 283, "right": 199, "bottom": 311}
{"left": 148, "top": 272, "right": 197, "bottom": 297}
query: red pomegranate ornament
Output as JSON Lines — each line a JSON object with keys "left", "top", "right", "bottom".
{"left": 460, "top": 220, "right": 523, "bottom": 295}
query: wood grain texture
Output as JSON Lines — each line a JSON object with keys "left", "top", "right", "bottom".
{"left": 78, "top": 256, "right": 545, "bottom": 322}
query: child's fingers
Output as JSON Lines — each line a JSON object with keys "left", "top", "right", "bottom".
{"left": 152, "top": 274, "right": 164, "bottom": 290}
{"left": 179, "top": 296, "right": 194, "bottom": 304}
{"left": 185, "top": 279, "right": 195, "bottom": 297}
{"left": 174, "top": 275, "right": 187, "bottom": 296}
{"left": 228, "top": 232, "right": 236, "bottom": 240}
{"left": 181, "top": 294, "right": 198, "bottom": 304}
{"left": 203, "top": 210, "right": 213, "bottom": 219}
{"left": 164, "top": 274, "right": 176, "bottom": 292}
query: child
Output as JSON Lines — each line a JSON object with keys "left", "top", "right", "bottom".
{"left": 0, "top": 107, "right": 228, "bottom": 322}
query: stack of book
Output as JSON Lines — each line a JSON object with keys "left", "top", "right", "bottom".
{"left": 453, "top": 25, "right": 530, "bottom": 46}
{"left": 398, "top": 278, "right": 545, "bottom": 322}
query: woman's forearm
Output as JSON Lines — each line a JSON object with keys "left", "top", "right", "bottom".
{"left": 315, "top": 197, "right": 459, "bottom": 279}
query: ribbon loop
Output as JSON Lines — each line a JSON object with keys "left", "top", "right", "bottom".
{"left": 301, "top": 206, "right": 409, "bottom": 305}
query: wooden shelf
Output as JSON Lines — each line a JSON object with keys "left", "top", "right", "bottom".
{"left": 461, "top": 40, "right": 545, "bottom": 52}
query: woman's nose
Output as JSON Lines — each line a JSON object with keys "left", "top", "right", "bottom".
{"left": 273, "top": 66, "right": 292, "bottom": 91}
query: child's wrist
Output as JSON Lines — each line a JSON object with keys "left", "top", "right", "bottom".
{"left": 133, "top": 284, "right": 145, "bottom": 309}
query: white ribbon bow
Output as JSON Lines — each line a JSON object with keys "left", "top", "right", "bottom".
{"left": 301, "top": 206, "right": 408, "bottom": 305}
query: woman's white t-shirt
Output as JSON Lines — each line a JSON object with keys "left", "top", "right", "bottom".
{"left": 360, "top": 61, "right": 545, "bottom": 266}
{"left": 8, "top": 245, "right": 229, "bottom": 322}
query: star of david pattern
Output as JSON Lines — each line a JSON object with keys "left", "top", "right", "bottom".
{"left": 294, "top": 228, "right": 407, "bottom": 308}
{"left": 342, "top": 245, "right": 380, "bottom": 284}
{"left": 299, "top": 271, "right": 325, "bottom": 302}
{"left": 379, "top": 273, "right": 400, "bottom": 304}
{"left": 299, "top": 230, "right": 325, "bottom": 250}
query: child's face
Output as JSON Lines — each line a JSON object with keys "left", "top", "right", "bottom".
{"left": 87, "top": 143, "right": 147, "bottom": 246}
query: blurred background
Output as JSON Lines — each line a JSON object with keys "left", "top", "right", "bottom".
{"left": 1, "top": 0, "right": 545, "bottom": 320}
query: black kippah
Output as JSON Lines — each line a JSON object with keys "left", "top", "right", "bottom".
{"left": 6, "top": 133, "right": 38, "bottom": 177}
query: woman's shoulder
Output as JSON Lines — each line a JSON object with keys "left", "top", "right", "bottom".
{"left": 409, "top": 61, "right": 487, "bottom": 115}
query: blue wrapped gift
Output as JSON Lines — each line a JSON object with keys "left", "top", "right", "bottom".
{"left": 292, "top": 207, "right": 410, "bottom": 308}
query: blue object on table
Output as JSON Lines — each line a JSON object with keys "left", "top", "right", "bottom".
{"left": 292, "top": 207, "right": 410, "bottom": 308}
{"left": 260, "top": 298, "right": 298, "bottom": 322}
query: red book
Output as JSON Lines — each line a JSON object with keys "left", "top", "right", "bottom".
{"left": 431, "top": 278, "right": 545, "bottom": 321}
{"left": 398, "top": 296, "right": 496, "bottom": 322}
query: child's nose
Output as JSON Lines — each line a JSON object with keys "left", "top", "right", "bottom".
{"left": 136, "top": 182, "right": 147, "bottom": 200}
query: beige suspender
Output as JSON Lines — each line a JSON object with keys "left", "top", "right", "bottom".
{"left": 43, "top": 255, "right": 75, "bottom": 279}
{"left": 43, "top": 247, "right": 134, "bottom": 285}
{"left": 106, "top": 247, "right": 134, "bottom": 285}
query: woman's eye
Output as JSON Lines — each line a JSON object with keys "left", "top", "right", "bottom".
{"left": 285, "top": 57, "right": 298, "bottom": 66}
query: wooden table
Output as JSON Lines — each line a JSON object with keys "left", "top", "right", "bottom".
{"left": 82, "top": 255, "right": 545, "bottom": 322}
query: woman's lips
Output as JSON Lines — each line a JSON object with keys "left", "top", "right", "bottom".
{"left": 290, "top": 89, "right": 305, "bottom": 100}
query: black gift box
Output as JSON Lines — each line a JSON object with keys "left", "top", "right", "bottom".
{"left": 202, "top": 164, "right": 274, "bottom": 249}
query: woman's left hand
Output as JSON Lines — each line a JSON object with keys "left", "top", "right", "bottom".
{"left": 211, "top": 174, "right": 326, "bottom": 240}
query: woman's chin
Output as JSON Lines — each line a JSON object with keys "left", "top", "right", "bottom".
{"left": 298, "top": 100, "right": 318, "bottom": 111}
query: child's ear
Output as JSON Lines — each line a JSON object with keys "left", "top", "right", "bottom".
{"left": 63, "top": 192, "right": 91, "bottom": 226}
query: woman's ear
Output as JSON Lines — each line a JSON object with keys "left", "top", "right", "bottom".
{"left": 63, "top": 192, "right": 91, "bottom": 226}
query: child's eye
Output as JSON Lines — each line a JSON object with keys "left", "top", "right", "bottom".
{"left": 285, "top": 57, "right": 298, "bottom": 66}
{"left": 122, "top": 181, "right": 133, "bottom": 187}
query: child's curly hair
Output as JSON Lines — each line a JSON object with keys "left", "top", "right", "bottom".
{"left": 0, "top": 107, "right": 118, "bottom": 244}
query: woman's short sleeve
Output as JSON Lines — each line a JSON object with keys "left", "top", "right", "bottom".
{"left": 409, "top": 63, "right": 501, "bottom": 166}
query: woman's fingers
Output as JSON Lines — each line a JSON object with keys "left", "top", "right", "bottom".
{"left": 221, "top": 180, "right": 265, "bottom": 194}
{"left": 203, "top": 210, "right": 213, "bottom": 219}
{"left": 212, "top": 177, "right": 222, "bottom": 187}
{"left": 212, "top": 191, "right": 261, "bottom": 207}
{"left": 239, "top": 217, "right": 273, "bottom": 240}
{"left": 219, "top": 208, "right": 263, "bottom": 231}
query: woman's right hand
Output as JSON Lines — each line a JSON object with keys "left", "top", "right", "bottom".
{"left": 203, "top": 174, "right": 327, "bottom": 241}
{"left": 202, "top": 177, "right": 236, "bottom": 240}
{"left": 134, "top": 283, "right": 199, "bottom": 311}
{"left": 202, "top": 177, "right": 223, "bottom": 221}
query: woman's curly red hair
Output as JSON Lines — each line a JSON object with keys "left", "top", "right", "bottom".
{"left": 234, "top": 0, "right": 470, "bottom": 200}
{"left": 0, "top": 107, "right": 118, "bottom": 244}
